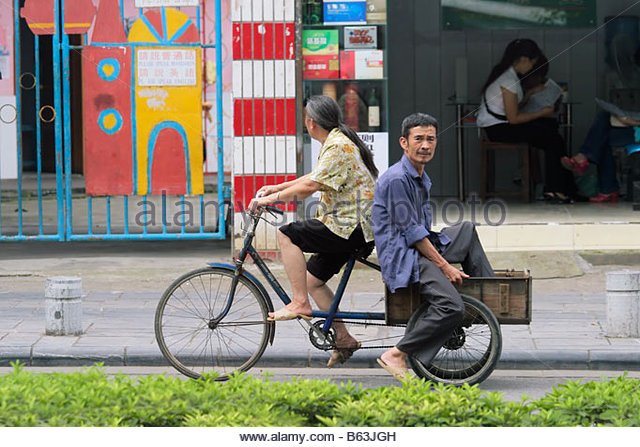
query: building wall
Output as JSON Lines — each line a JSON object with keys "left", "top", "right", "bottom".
{"left": 0, "top": 5, "right": 17, "bottom": 180}
{"left": 389, "top": 0, "right": 640, "bottom": 197}
{"left": 231, "top": 0, "right": 297, "bottom": 255}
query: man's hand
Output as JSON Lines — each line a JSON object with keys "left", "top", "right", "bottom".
{"left": 441, "top": 263, "right": 469, "bottom": 286}
{"left": 414, "top": 238, "right": 470, "bottom": 285}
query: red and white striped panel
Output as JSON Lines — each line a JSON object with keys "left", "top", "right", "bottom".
{"left": 232, "top": 0, "right": 297, "bottom": 254}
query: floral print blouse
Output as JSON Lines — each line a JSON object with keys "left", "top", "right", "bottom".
{"left": 309, "top": 128, "right": 376, "bottom": 241}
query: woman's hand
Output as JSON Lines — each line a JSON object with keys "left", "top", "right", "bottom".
{"left": 615, "top": 116, "right": 640, "bottom": 127}
{"left": 256, "top": 185, "right": 279, "bottom": 197}
{"left": 537, "top": 106, "right": 554, "bottom": 118}
{"left": 248, "top": 193, "right": 278, "bottom": 214}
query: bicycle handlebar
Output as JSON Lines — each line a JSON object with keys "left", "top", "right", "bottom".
{"left": 264, "top": 205, "right": 284, "bottom": 215}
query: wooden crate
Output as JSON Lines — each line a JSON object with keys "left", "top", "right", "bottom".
{"left": 385, "top": 270, "right": 532, "bottom": 325}
{"left": 384, "top": 283, "right": 421, "bottom": 325}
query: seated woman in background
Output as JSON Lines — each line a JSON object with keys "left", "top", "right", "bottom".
{"left": 477, "top": 38, "right": 575, "bottom": 203}
{"left": 561, "top": 111, "right": 638, "bottom": 203}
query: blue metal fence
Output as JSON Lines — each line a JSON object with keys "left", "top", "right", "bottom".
{"left": 1, "top": 0, "right": 227, "bottom": 242}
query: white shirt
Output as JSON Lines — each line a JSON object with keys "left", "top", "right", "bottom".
{"left": 476, "top": 66, "right": 523, "bottom": 128}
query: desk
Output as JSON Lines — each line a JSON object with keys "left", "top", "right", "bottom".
{"left": 451, "top": 102, "right": 575, "bottom": 201}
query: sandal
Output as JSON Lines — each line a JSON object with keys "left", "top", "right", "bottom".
{"left": 267, "top": 307, "right": 312, "bottom": 321}
{"left": 551, "top": 193, "right": 574, "bottom": 204}
{"left": 327, "top": 342, "right": 361, "bottom": 368}
{"left": 589, "top": 192, "right": 619, "bottom": 203}
{"left": 376, "top": 357, "right": 410, "bottom": 382}
{"left": 543, "top": 192, "right": 574, "bottom": 204}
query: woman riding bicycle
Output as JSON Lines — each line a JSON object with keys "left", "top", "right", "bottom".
{"left": 249, "top": 95, "right": 379, "bottom": 367}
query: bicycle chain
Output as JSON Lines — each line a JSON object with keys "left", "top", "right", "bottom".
{"left": 308, "top": 319, "right": 407, "bottom": 351}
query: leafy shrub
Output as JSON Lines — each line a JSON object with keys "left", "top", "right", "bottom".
{"left": 525, "top": 374, "right": 640, "bottom": 427}
{"left": 2, "top": 363, "right": 640, "bottom": 427}
{"left": 319, "top": 380, "right": 530, "bottom": 427}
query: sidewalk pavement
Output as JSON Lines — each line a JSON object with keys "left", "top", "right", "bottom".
{"left": 1, "top": 241, "right": 640, "bottom": 372}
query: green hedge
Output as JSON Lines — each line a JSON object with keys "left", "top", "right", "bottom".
{"left": 1, "top": 363, "right": 640, "bottom": 427}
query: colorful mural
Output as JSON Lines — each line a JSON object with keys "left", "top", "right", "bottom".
{"left": 129, "top": 9, "right": 203, "bottom": 195}
{"left": 82, "top": 0, "right": 132, "bottom": 195}
{"left": 81, "top": 0, "right": 204, "bottom": 196}
{"left": 20, "top": 0, "right": 96, "bottom": 35}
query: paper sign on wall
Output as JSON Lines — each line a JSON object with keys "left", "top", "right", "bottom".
{"left": 137, "top": 49, "right": 197, "bottom": 86}
{"left": 311, "top": 132, "right": 389, "bottom": 176}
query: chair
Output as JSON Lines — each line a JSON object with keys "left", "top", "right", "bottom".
{"left": 626, "top": 144, "right": 640, "bottom": 206}
{"left": 479, "top": 131, "right": 538, "bottom": 202}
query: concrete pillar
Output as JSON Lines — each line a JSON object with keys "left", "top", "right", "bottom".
{"left": 45, "top": 277, "right": 83, "bottom": 336}
{"left": 606, "top": 270, "right": 640, "bottom": 337}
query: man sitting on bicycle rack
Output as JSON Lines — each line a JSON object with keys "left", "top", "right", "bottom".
{"left": 249, "top": 95, "right": 379, "bottom": 367}
{"left": 372, "top": 113, "right": 495, "bottom": 381}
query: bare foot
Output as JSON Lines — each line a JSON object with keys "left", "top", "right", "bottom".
{"left": 379, "top": 348, "right": 408, "bottom": 370}
{"left": 267, "top": 302, "right": 312, "bottom": 320}
{"left": 335, "top": 333, "right": 359, "bottom": 349}
{"left": 377, "top": 349, "right": 410, "bottom": 381}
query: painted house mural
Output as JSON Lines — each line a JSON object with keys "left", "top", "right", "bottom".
{"left": 19, "top": 0, "right": 205, "bottom": 196}
{"left": 83, "top": 0, "right": 204, "bottom": 196}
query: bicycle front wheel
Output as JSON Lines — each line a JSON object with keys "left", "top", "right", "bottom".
{"left": 155, "top": 267, "right": 273, "bottom": 380}
{"left": 408, "top": 294, "right": 502, "bottom": 386}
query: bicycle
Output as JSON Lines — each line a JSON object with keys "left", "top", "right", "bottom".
{"left": 154, "top": 205, "right": 504, "bottom": 386}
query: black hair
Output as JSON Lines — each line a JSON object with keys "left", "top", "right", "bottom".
{"left": 305, "top": 95, "right": 379, "bottom": 179}
{"left": 400, "top": 113, "right": 439, "bottom": 139}
{"left": 481, "top": 38, "right": 542, "bottom": 93}
{"left": 520, "top": 52, "right": 549, "bottom": 91}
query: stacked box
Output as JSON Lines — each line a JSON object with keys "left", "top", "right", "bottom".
{"left": 303, "top": 29, "right": 340, "bottom": 79}
{"left": 323, "top": 0, "right": 367, "bottom": 25}
{"left": 366, "top": 0, "right": 386, "bottom": 24}
{"left": 340, "top": 49, "right": 383, "bottom": 79}
{"left": 344, "top": 26, "right": 377, "bottom": 49}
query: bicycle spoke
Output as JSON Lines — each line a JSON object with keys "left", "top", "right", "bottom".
{"left": 155, "top": 268, "right": 272, "bottom": 380}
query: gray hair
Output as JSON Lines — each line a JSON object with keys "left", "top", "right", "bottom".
{"left": 305, "top": 95, "right": 379, "bottom": 179}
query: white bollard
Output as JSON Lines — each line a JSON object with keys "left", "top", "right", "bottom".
{"left": 45, "top": 276, "right": 83, "bottom": 336}
{"left": 606, "top": 270, "right": 640, "bottom": 337}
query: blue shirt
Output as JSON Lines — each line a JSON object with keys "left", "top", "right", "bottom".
{"left": 372, "top": 155, "right": 451, "bottom": 292}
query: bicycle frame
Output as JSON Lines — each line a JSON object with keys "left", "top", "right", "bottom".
{"left": 218, "top": 209, "right": 387, "bottom": 337}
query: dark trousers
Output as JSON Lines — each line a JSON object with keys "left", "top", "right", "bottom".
{"left": 579, "top": 111, "right": 632, "bottom": 194}
{"left": 484, "top": 118, "right": 575, "bottom": 195}
{"left": 396, "top": 222, "right": 494, "bottom": 365}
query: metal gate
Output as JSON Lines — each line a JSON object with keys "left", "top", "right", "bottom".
{"left": 1, "top": 0, "right": 227, "bottom": 241}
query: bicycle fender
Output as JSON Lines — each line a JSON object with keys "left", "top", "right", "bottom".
{"left": 206, "top": 263, "right": 276, "bottom": 345}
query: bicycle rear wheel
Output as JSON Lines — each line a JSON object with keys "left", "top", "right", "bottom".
{"left": 155, "top": 267, "right": 273, "bottom": 380}
{"left": 408, "top": 294, "right": 501, "bottom": 386}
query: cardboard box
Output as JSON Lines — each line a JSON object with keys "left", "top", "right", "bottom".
{"left": 340, "top": 49, "right": 384, "bottom": 79}
{"left": 344, "top": 26, "right": 377, "bottom": 49}
{"left": 303, "top": 29, "right": 340, "bottom": 79}
{"left": 323, "top": 0, "right": 367, "bottom": 25}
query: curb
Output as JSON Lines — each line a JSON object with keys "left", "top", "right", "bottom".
{"left": 4, "top": 349, "right": 640, "bottom": 371}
